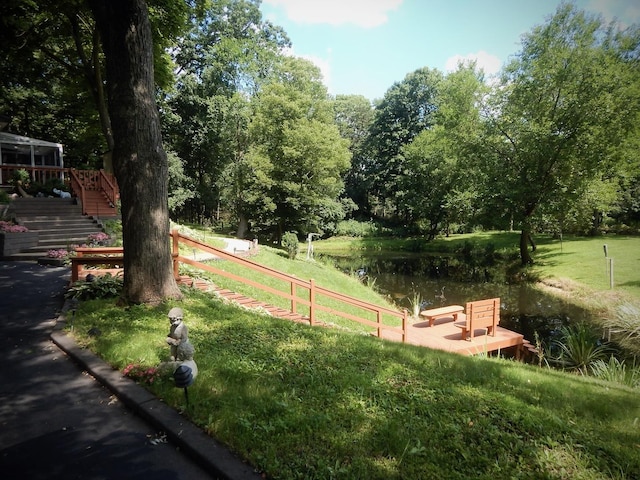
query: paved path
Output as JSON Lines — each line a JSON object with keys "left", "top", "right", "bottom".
{"left": 0, "top": 261, "right": 258, "bottom": 480}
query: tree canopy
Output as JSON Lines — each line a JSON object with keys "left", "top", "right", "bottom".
{"left": 1, "top": 0, "right": 639, "bottom": 285}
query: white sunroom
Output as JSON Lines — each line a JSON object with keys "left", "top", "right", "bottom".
{"left": 0, "top": 132, "right": 65, "bottom": 185}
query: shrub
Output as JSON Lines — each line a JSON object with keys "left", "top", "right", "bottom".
{"left": 87, "top": 232, "right": 111, "bottom": 246}
{"left": 47, "top": 249, "right": 71, "bottom": 264}
{"left": 335, "top": 219, "right": 378, "bottom": 237}
{"left": 281, "top": 232, "right": 299, "bottom": 259}
{"left": 123, "top": 363, "right": 160, "bottom": 384}
{"left": 11, "top": 169, "right": 30, "bottom": 186}
{"left": 549, "top": 323, "right": 613, "bottom": 374}
{"left": 65, "top": 273, "right": 123, "bottom": 300}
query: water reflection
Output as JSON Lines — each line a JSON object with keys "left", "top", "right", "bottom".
{"left": 318, "top": 252, "right": 590, "bottom": 343}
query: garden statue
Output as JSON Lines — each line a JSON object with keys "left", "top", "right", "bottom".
{"left": 166, "top": 307, "right": 189, "bottom": 361}
{"left": 164, "top": 307, "right": 198, "bottom": 379}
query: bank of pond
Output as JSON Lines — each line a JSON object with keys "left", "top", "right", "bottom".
{"left": 317, "top": 250, "right": 637, "bottom": 382}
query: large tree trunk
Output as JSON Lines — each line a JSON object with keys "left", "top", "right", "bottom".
{"left": 519, "top": 226, "right": 534, "bottom": 265}
{"left": 236, "top": 213, "right": 249, "bottom": 239}
{"left": 91, "top": 0, "right": 181, "bottom": 304}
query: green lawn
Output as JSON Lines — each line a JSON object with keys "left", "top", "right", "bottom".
{"left": 71, "top": 291, "right": 640, "bottom": 480}
{"left": 67, "top": 231, "right": 640, "bottom": 479}
{"left": 532, "top": 235, "right": 640, "bottom": 297}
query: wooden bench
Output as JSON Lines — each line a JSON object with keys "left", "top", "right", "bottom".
{"left": 71, "top": 247, "right": 124, "bottom": 282}
{"left": 454, "top": 297, "right": 500, "bottom": 341}
{"left": 419, "top": 305, "right": 465, "bottom": 327}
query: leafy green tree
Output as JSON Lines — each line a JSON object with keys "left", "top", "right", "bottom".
{"left": 167, "top": 150, "right": 195, "bottom": 217}
{"left": 165, "top": 0, "right": 289, "bottom": 223}
{"left": 364, "top": 67, "right": 442, "bottom": 219}
{"left": 0, "top": 0, "right": 108, "bottom": 165}
{"left": 332, "top": 95, "right": 374, "bottom": 216}
{"left": 0, "top": 0, "right": 186, "bottom": 167}
{"left": 402, "top": 64, "right": 486, "bottom": 237}
{"left": 482, "top": 4, "right": 640, "bottom": 264}
{"left": 243, "top": 57, "right": 351, "bottom": 242}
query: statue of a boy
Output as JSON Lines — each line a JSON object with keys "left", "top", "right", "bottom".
{"left": 166, "top": 307, "right": 191, "bottom": 361}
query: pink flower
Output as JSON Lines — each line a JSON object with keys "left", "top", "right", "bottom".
{"left": 0, "top": 221, "right": 29, "bottom": 233}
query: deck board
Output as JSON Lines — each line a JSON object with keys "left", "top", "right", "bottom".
{"left": 380, "top": 319, "right": 524, "bottom": 356}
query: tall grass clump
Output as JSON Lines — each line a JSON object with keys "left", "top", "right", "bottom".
{"left": 549, "top": 323, "right": 613, "bottom": 374}
{"left": 590, "top": 356, "right": 640, "bottom": 388}
{"left": 604, "top": 303, "right": 640, "bottom": 357}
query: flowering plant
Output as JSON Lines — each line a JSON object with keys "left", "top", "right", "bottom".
{"left": 123, "top": 363, "right": 159, "bottom": 384}
{"left": 0, "top": 221, "right": 29, "bottom": 233}
{"left": 87, "top": 232, "right": 111, "bottom": 246}
{"left": 47, "top": 248, "right": 69, "bottom": 259}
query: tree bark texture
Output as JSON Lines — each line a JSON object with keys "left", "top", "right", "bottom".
{"left": 91, "top": 0, "right": 181, "bottom": 304}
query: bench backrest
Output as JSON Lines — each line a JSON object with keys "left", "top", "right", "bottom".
{"left": 465, "top": 297, "right": 500, "bottom": 331}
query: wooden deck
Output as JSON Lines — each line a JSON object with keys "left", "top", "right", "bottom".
{"left": 380, "top": 317, "right": 525, "bottom": 356}
{"left": 181, "top": 276, "right": 527, "bottom": 357}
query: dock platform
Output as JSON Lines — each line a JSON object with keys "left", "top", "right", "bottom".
{"left": 381, "top": 317, "right": 525, "bottom": 357}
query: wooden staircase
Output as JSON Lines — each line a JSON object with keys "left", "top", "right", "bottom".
{"left": 82, "top": 190, "right": 118, "bottom": 218}
{"left": 5, "top": 197, "right": 106, "bottom": 260}
{"left": 177, "top": 275, "right": 312, "bottom": 325}
{"left": 69, "top": 169, "right": 119, "bottom": 219}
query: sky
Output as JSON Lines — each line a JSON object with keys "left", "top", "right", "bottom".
{"left": 259, "top": 0, "right": 640, "bottom": 101}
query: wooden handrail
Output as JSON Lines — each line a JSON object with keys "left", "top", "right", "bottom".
{"left": 71, "top": 231, "right": 409, "bottom": 343}
{"left": 98, "top": 169, "right": 118, "bottom": 207}
{"left": 69, "top": 169, "right": 87, "bottom": 214}
{"left": 169, "top": 230, "right": 408, "bottom": 342}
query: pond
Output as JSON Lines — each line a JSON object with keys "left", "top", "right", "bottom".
{"left": 317, "top": 251, "right": 593, "bottom": 346}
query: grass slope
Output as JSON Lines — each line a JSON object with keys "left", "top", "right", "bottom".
{"left": 71, "top": 283, "right": 640, "bottom": 478}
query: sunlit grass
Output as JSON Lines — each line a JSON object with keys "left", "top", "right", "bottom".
{"left": 69, "top": 288, "right": 640, "bottom": 480}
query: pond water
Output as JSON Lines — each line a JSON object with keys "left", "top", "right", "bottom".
{"left": 317, "top": 252, "right": 592, "bottom": 344}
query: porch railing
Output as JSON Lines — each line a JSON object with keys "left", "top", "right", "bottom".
{"left": 68, "top": 169, "right": 86, "bottom": 214}
{"left": 0, "top": 165, "right": 67, "bottom": 186}
{"left": 99, "top": 170, "right": 118, "bottom": 207}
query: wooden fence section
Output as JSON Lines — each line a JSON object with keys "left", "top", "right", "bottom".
{"left": 71, "top": 231, "right": 409, "bottom": 342}
{"left": 171, "top": 230, "right": 409, "bottom": 342}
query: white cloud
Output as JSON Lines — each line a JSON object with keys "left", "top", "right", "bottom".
{"left": 302, "top": 54, "right": 333, "bottom": 92}
{"left": 444, "top": 51, "right": 502, "bottom": 76}
{"left": 263, "top": 0, "right": 403, "bottom": 28}
{"left": 586, "top": 0, "right": 640, "bottom": 27}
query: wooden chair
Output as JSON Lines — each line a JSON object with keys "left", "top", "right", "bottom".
{"left": 454, "top": 297, "right": 500, "bottom": 341}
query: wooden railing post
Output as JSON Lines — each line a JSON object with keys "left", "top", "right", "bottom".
{"left": 309, "top": 279, "right": 316, "bottom": 326}
{"left": 377, "top": 309, "right": 382, "bottom": 338}
{"left": 291, "top": 282, "right": 297, "bottom": 314}
{"left": 171, "top": 229, "right": 180, "bottom": 278}
{"left": 402, "top": 309, "right": 408, "bottom": 343}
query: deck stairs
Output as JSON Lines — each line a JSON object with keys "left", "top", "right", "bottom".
{"left": 81, "top": 189, "right": 118, "bottom": 218}
{"left": 4, "top": 197, "right": 106, "bottom": 260}
{"left": 177, "top": 275, "right": 312, "bottom": 325}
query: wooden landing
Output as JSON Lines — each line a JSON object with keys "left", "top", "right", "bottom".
{"left": 380, "top": 317, "right": 525, "bottom": 356}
